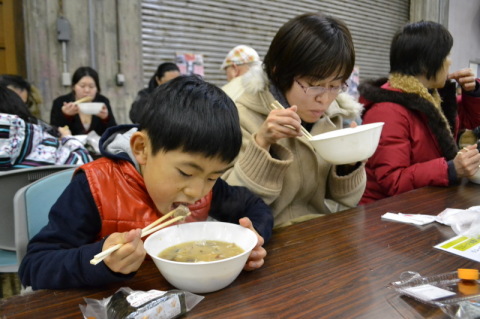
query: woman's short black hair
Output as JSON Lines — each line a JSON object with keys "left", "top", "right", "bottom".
{"left": 147, "top": 62, "right": 181, "bottom": 90}
{"left": 264, "top": 12, "right": 355, "bottom": 93}
{"left": 71, "top": 66, "right": 101, "bottom": 92}
{"left": 0, "top": 85, "right": 37, "bottom": 123}
{"left": 139, "top": 75, "right": 241, "bottom": 163}
{"left": 390, "top": 21, "right": 453, "bottom": 80}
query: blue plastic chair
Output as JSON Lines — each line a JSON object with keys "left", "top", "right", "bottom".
{"left": 13, "top": 168, "right": 75, "bottom": 267}
{"left": 0, "top": 165, "right": 76, "bottom": 251}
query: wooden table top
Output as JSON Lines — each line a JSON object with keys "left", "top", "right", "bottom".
{"left": 2, "top": 182, "right": 480, "bottom": 318}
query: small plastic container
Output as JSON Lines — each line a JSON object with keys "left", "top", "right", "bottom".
{"left": 389, "top": 270, "right": 480, "bottom": 306}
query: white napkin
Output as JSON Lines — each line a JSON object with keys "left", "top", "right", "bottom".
{"left": 381, "top": 212, "right": 437, "bottom": 226}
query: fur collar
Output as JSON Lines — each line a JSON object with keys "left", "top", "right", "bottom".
{"left": 359, "top": 77, "right": 458, "bottom": 160}
{"left": 239, "top": 65, "right": 363, "bottom": 120}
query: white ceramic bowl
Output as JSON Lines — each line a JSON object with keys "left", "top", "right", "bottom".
{"left": 309, "top": 122, "right": 384, "bottom": 165}
{"left": 144, "top": 221, "right": 258, "bottom": 293}
{"left": 78, "top": 102, "right": 103, "bottom": 115}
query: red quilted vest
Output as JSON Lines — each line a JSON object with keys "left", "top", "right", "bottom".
{"left": 76, "top": 158, "right": 212, "bottom": 238}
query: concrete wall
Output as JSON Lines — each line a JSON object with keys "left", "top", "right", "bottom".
{"left": 23, "top": 0, "right": 143, "bottom": 124}
{"left": 447, "top": 0, "right": 480, "bottom": 77}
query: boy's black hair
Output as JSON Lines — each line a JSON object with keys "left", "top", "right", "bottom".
{"left": 71, "top": 66, "right": 101, "bottom": 92}
{"left": 138, "top": 75, "right": 242, "bottom": 163}
{"left": 390, "top": 21, "right": 453, "bottom": 80}
{"left": 264, "top": 12, "right": 355, "bottom": 94}
{"left": 0, "top": 85, "right": 37, "bottom": 124}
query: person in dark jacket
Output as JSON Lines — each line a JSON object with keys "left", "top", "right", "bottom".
{"left": 359, "top": 21, "right": 480, "bottom": 204}
{"left": 129, "top": 62, "right": 180, "bottom": 123}
{"left": 19, "top": 75, "right": 273, "bottom": 290}
{"left": 50, "top": 66, "right": 117, "bottom": 136}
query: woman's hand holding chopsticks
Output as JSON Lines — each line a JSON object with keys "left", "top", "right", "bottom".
{"left": 90, "top": 206, "right": 190, "bottom": 267}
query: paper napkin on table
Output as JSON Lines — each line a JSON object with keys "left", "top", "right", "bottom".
{"left": 381, "top": 212, "right": 437, "bottom": 226}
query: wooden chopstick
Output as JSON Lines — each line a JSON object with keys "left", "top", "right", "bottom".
{"left": 90, "top": 206, "right": 190, "bottom": 265}
{"left": 270, "top": 101, "right": 313, "bottom": 139}
{"left": 73, "top": 96, "right": 93, "bottom": 104}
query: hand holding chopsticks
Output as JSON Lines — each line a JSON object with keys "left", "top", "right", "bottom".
{"left": 270, "top": 101, "right": 313, "bottom": 139}
{"left": 90, "top": 205, "right": 190, "bottom": 265}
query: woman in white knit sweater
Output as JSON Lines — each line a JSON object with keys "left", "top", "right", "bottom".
{"left": 222, "top": 12, "right": 366, "bottom": 228}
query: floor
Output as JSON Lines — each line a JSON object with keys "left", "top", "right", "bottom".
{"left": 0, "top": 272, "right": 22, "bottom": 299}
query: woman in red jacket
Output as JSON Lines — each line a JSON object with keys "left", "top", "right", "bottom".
{"left": 359, "top": 21, "right": 480, "bottom": 204}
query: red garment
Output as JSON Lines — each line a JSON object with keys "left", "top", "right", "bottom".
{"left": 360, "top": 80, "right": 480, "bottom": 204}
{"left": 77, "top": 158, "right": 211, "bottom": 238}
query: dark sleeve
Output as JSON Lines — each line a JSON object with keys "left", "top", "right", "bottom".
{"left": 18, "top": 171, "right": 134, "bottom": 290}
{"left": 208, "top": 179, "right": 274, "bottom": 242}
{"left": 91, "top": 95, "right": 117, "bottom": 136}
{"left": 50, "top": 95, "right": 73, "bottom": 128}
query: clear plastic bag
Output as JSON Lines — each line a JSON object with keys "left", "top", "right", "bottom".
{"left": 79, "top": 287, "right": 204, "bottom": 319}
{"left": 436, "top": 206, "right": 480, "bottom": 238}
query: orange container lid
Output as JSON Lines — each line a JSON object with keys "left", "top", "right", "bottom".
{"left": 458, "top": 268, "right": 479, "bottom": 281}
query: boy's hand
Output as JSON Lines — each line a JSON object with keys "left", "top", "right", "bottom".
{"left": 239, "top": 217, "right": 266, "bottom": 271}
{"left": 102, "top": 229, "right": 146, "bottom": 274}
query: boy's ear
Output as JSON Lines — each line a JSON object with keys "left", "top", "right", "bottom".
{"left": 130, "top": 131, "right": 149, "bottom": 165}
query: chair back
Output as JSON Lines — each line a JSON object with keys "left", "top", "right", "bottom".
{"left": 13, "top": 168, "right": 75, "bottom": 265}
{"left": 0, "top": 165, "right": 76, "bottom": 250}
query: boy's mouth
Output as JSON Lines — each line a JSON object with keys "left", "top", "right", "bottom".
{"left": 170, "top": 202, "right": 191, "bottom": 210}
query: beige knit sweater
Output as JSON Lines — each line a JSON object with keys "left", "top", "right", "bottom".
{"left": 222, "top": 66, "right": 366, "bottom": 228}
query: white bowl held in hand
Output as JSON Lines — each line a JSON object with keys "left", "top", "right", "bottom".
{"left": 144, "top": 221, "right": 258, "bottom": 294}
{"left": 78, "top": 102, "right": 103, "bottom": 115}
{"left": 309, "top": 122, "right": 384, "bottom": 165}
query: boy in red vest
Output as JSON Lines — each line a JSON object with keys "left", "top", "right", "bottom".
{"left": 19, "top": 75, "right": 273, "bottom": 289}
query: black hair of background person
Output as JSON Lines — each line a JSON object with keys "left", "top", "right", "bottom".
{"left": 71, "top": 67, "right": 102, "bottom": 92}
{"left": 129, "top": 62, "right": 180, "bottom": 124}
{"left": 390, "top": 21, "right": 453, "bottom": 80}
{"left": 0, "top": 85, "right": 35, "bottom": 123}
{"left": 0, "top": 74, "right": 31, "bottom": 95}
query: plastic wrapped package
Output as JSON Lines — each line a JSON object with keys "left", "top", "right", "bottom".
{"left": 79, "top": 287, "right": 204, "bottom": 319}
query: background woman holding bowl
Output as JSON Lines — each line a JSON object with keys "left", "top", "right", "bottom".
{"left": 50, "top": 66, "right": 117, "bottom": 136}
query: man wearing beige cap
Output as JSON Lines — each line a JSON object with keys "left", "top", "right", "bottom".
{"left": 221, "top": 45, "right": 261, "bottom": 82}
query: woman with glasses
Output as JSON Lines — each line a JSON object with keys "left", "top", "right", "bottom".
{"left": 50, "top": 66, "right": 117, "bottom": 136}
{"left": 359, "top": 21, "right": 480, "bottom": 204}
{"left": 222, "top": 12, "right": 366, "bottom": 228}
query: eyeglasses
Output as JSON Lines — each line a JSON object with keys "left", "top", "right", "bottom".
{"left": 295, "top": 79, "right": 348, "bottom": 96}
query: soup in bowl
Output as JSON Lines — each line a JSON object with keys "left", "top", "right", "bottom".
{"left": 144, "top": 221, "right": 258, "bottom": 293}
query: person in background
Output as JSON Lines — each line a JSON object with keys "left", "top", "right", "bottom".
{"left": 221, "top": 45, "right": 261, "bottom": 82}
{"left": 0, "top": 74, "right": 44, "bottom": 119}
{"left": 0, "top": 86, "right": 92, "bottom": 169}
{"left": 129, "top": 62, "right": 181, "bottom": 123}
{"left": 50, "top": 66, "right": 117, "bottom": 136}
{"left": 359, "top": 21, "right": 480, "bottom": 204}
{"left": 19, "top": 75, "right": 273, "bottom": 290}
{"left": 222, "top": 12, "right": 365, "bottom": 228}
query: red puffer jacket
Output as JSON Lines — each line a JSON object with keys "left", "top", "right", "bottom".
{"left": 359, "top": 79, "right": 480, "bottom": 204}
{"left": 78, "top": 157, "right": 211, "bottom": 238}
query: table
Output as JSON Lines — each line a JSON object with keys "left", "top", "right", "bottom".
{"left": 2, "top": 182, "right": 480, "bottom": 318}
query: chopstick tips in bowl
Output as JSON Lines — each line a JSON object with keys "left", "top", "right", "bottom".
{"left": 90, "top": 205, "right": 191, "bottom": 265}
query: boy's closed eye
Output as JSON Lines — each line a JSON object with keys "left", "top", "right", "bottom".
{"left": 177, "top": 168, "right": 221, "bottom": 182}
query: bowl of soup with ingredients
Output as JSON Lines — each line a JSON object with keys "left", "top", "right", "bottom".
{"left": 144, "top": 221, "right": 258, "bottom": 293}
